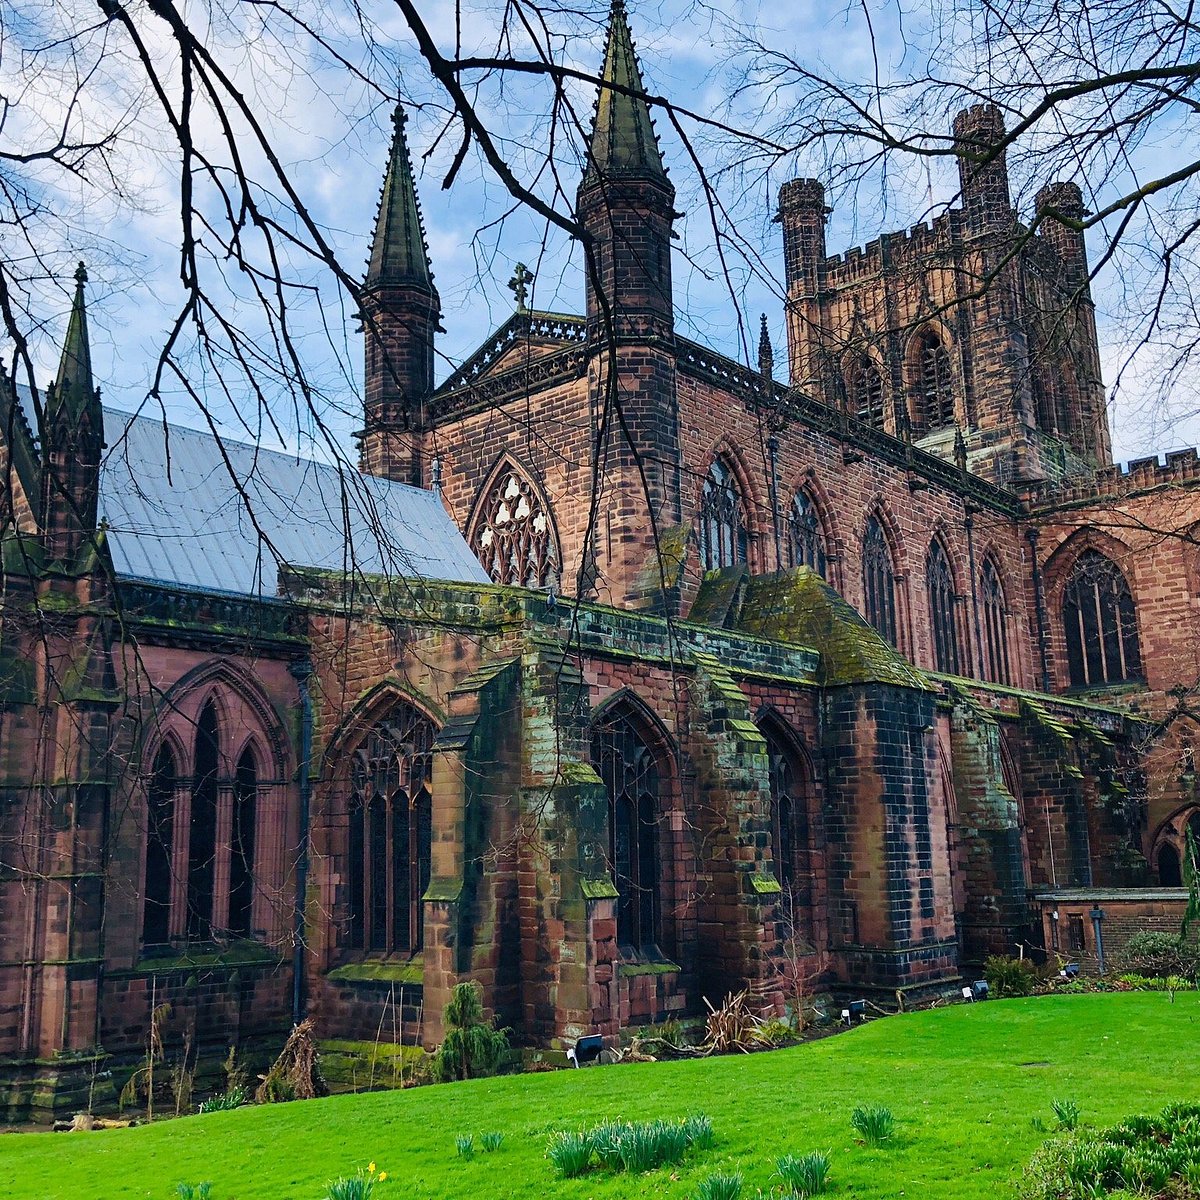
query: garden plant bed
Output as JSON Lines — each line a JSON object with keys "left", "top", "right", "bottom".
{"left": 4, "top": 993, "right": 1198, "bottom": 1200}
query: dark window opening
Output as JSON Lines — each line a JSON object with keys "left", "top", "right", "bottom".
{"left": 863, "top": 516, "right": 898, "bottom": 646}
{"left": 915, "top": 332, "right": 955, "bottom": 433}
{"left": 1067, "top": 913, "right": 1085, "bottom": 952}
{"left": 228, "top": 746, "right": 258, "bottom": 938}
{"left": 1158, "top": 843, "right": 1182, "bottom": 887}
{"left": 142, "top": 744, "right": 176, "bottom": 947}
{"left": 187, "top": 700, "right": 220, "bottom": 940}
{"left": 762, "top": 724, "right": 811, "bottom": 926}
{"left": 1062, "top": 550, "right": 1142, "bottom": 687}
{"left": 592, "top": 708, "right": 662, "bottom": 954}
{"left": 927, "top": 540, "right": 961, "bottom": 674}
{"left": 848, "top": 358, "right": 885, "bottom": 429}
{"left": 981, "top": 559, "right": 1011, "bottom": 684}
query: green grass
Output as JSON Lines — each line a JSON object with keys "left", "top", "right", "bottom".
{"left": 4, "top": 994, "right": 1199, "bottom": 1200}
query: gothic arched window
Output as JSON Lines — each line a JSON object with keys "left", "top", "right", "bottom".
{"left": 848, "top": 358, "right": 885, "bottom": 429}
{"left": 187, "top": 700, "right": 220, "bottom": 940}
{"left": 228, "top": 745, "right": 259, "bottom": 938}
{"left": 1061, "top": 550, "right": 1143, "bottom": 687}
{"left": 699, "top": 458, "right": 748, "bottom": 571}
{"left": 915, "top": 331, "right": 954, "bottom": 433}
{"left": 981, "top": 558, "right": 1011, "bottom": 684}
{"left": 470, "top": 468, "right": 559, "bottom": 588}
{"left": 926, "top": 539, "right": 961, "bottom": 674}
{"left": 788, "top": 491, "right": 827, "bottom": 577}
{"left": 142, "top": 743, "right": 176, "bottom": 948}
{"left": 862, "top": 516, "right": 899, "bottom": 646}
{"left": 349, "top": 702, "right": 436, "bottom": 954}
{"left": 1159, "top": 842, "right": 1182, "bottom": 887}
{"left": 592, "top": 706, "right": 663, "bottom": 954}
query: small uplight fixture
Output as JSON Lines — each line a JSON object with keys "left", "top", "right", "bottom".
{"left": 1061, "top": 962, "right": 1081, "bottom": 979}
{"left": 567, "top": 1033, "right": 605, "bottom": 1068}
{"left": 972, "top": 980, "right": 989, "bottom": 1001}
{"left": 841, "top": 999, "right": 867, "bottom": 1025}
{"left": 961, "top": 985, "right": 974, "bottom": 1002}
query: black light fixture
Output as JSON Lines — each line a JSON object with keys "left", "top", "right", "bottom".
{"left": 972, "top": 980, "right": 989, "bottom": 1000}
{"left": 841, "top": 999, "right": 868, "bottom": 1025}
{"left": 568, "top": 1033, "right": 605, "bottom": 1067}
{"left": 1062, "top": 962, "right": 1081, "bottom": 979}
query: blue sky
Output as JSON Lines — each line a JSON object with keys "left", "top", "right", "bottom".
{"left": 5, "top": 0, "right": 1196, "bottom": 464}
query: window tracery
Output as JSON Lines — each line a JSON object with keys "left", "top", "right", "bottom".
{"left": 981, "top": 558, "right": 1011, "bottom": 684}
{"left": 926, "top": 539, "right": 961, "bottom": 674}
{"left": 848, "top": 358, "right": 885, "bottom": 429}
{"left": 348, "top": 702, "right": 436, "bottom": 955}
{"left": 915, "top": 332, "right": 955, "bottom": 432}
{"left": 788, "top": 491, "right": 827, "bottom": 577}
{"left": 699, "top": 458, "right": 748, "bottom": 571}
{"left": 470, "top": 469, "right": 559, "bottom": 588}
{"left": 592, "top": 706, "right": 662, "bottom": 954}
{"left": 862, "top": 516, "right": 899, "bottom": 646}
{"left": 1061, "top": 550, "right": 1142, "bottom": 687}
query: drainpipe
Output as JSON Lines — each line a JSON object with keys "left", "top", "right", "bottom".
{"left": 289, "top": 659, "right": 314, "bottom": 1027}
{"left": 964, "top": 513, "right": 984, "bottom": 678}
{"left": 767, "top": 433, "right": 783, "bottom": 570}
{"left": 1026, "top": 529, "right": 1052, "bottom": 692}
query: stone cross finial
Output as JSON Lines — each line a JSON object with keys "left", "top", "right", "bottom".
{"left": 507, "top": 262, "right": 534, "bottom": 312}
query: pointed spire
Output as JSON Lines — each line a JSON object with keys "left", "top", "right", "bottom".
{"left": 367, "top": 105, "right": 436, "bottom": 293}
{"left": 48, "top": 263, "right": 98, "bottom": 424}
{"left": 586, "top": 0, "right": 667, "bottom": 181}
{"left": 758, "top": 314, "right": 774, "bottom": 380}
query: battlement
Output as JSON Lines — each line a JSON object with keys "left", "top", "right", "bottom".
{"left": 1026, "top": 447, "right": 1200, "bottom": 507}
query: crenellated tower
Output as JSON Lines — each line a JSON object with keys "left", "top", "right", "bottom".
{"left": 359, "top": 106, "right": 441, "bottom": 486}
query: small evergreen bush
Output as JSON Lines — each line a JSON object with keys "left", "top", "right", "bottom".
{"left": 851, "top": 1103, "right": 895, "bottom": 1146}
{"left": 431, "top": 983, "right": 510, "bottom": 1083}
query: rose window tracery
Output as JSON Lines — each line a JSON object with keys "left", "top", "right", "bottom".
{"left": 471, "top": 470, "right": 559, "bottom": 588}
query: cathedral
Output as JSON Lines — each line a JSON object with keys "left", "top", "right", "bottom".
{"left": 1, "top": 0, "right": 1197, "bottom": 1119}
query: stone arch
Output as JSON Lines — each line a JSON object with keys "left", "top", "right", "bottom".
{"left": 322, "top": 677, "right": 448, "bottom": 772}
{"left": 979, "top": 548, "right": 1013, "bottom": 685}
{"left": 842, "top": 351, "right": 887, "bottom": 429}
{"left": 905, "top": 322, "right": 958, "bottom": 435}
{"left": 696, "top": 438, "right": 762, "bottom": 572}
{"left": 465, "top": 451, "right": 562, "bottom": 589}
{"left": 859, "top": 500, "right": 910, "bottom": 652}
{"left": 925, "top": 531, "right": 964, "bottom": 675}
{"left": 787, "top": 471, "right": 842, "bottom": 588}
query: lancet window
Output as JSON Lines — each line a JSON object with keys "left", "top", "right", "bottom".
{"left": 848, "top": 358, "right": 885, "bottom": 429}
{"left": 788, "top": 491, "right": 827, "bottom": 577}
{"left": 699, "top": 458, "right": 748, "bottom": 571}
{"left": 348, "top": 702, "right": 436, "bottom": 955}
{"left": 142, "top": 744, "right": 176, "bottom": 948}
{"left": 981, "top": 558, "right": 1011, "bottom": 684}
{"left": 470, "top": 469, "right": 559, "bottom": 588}
{"left": 862, "top": 516, "right": 899, "bottom": 646}
{"left": 916, "top": 332, "right": 955, "bottom": 432}
{"left": 926, "top": 539, "right": 961, "bottom": 674}
{"left": 1061, "top": 550, "right": 1143, "bottom": 687}
{"left": 592, "top": 706, "right": 663, "bottom": 954}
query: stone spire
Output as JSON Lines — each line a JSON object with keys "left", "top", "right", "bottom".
{"left": 46, "top": 263, "right": 100, "bottom": 428}
{"left": 585, "top": 0, "right": 667, "bottom": 181}
{"left": 758, "top": 314, "right": 774, "bottom": 380}
{"left": 366, "top": 106, "right": 436, "bottom": 296}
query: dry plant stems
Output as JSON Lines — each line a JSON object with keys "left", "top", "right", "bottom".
{"left": 702, "top": 990, "right": 763, "bottom": 1055}
{"left": 119, "top": 991, "right": 171, "bottom": 1118}
{"left": 256, "top": 1017, "right": 327, "bottom": 1103}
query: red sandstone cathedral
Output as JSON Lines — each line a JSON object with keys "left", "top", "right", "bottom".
{"left": 1, "top": 1, "right": 1197, "bottom": 1118}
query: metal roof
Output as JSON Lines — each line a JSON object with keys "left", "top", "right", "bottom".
{"left": 96, "top": 407, "right": 488, "bottom": 596}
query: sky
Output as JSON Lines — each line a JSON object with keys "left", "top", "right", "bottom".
{"left": 4, "top": 0, "right": 1198, "bottom": 466}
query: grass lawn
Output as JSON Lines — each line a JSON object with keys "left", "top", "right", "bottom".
{"left": 4, "top": 993, "right": 1199, "bottom": 1200}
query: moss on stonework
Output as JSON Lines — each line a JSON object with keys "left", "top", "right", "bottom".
{"left": 327, "top": 959, "right": 424, "bottom": 985}
{"left": 750, "top": 873, "right": 782, "bottom": 894}
{"left": 618, "top": 959, "right": 680, "bottom": 977}
{"left": 689, "top": 566, "right": 748, "bottom": 626}
{"left": 423, "top": 878, "right": 462, "bottom": 902}
{"left": 735, "top": 568, "right": 935, "bottom": 691}
{"left": 557, "top": 760, "right": 602, "bottom": 786}
{"left": 581, "top": 877, "right": 619, "bottom": 900}
{"left": 120, "top": 941, "right": 279, "bottom": 975}
{"left": 630, "top": 522, "right": 692, "bottom": 607}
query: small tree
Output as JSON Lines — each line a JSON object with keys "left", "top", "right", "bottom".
{"left": 431, "top": 982, "right": 509, "bottom": 1083}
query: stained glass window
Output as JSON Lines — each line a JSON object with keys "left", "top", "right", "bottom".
{"left": 981, "top": 558, "right": 1010, "bottom": 684}
{"left": 142, "top": 743, "right": 176, "bottom": 947}
{"left": 926, "top": 540, "right": 961, "bottom": 674}
{"left": 863, "top": 516, "right": 898, "bottom": 645}
{"left": 788, "top": 491, "right": 827, "bottom": 576}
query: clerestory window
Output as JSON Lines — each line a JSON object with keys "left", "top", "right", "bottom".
{"left": 1061, "top": 550, "right": 1142, "bottom": 687}
{"left": 699, "top": 458, "right": 748, "bottom": 571}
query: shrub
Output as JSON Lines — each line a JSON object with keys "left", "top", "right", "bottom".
{"left": 753, "top": 1018, "right": 799, "bottom": 1047}
{"left": 546, "top": 1130, "right": 593, "bottom": 1179}
{"left": 984, "top": 954, "right": 1038, "bottom": 997}
{"left": 1120, "top": 931, "right": 1198, "bottom": 980}
{"left": 694, "top": 1171, "right": 743, "bottom": 1200}
{"left": 775, "top": 1151, "right": 831, "bottom": 1195}
{"left": 197, "top": 1086, "right": 248, "bottom": 1114}
{"left": 1051, "top": 1098, "right": 1081, "bottom": 1131}
{"left": 480, "top": 1131, "right": 503, "bottom": 1152}
{"left": 455, "top": 1134, "right": 474, "bottom": 1160}
{"left": 431, "top": 983, "right": 510, "bottom": 1083}
{"left": 851, "top": 1103, "right": 895, "bottom": 1146}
